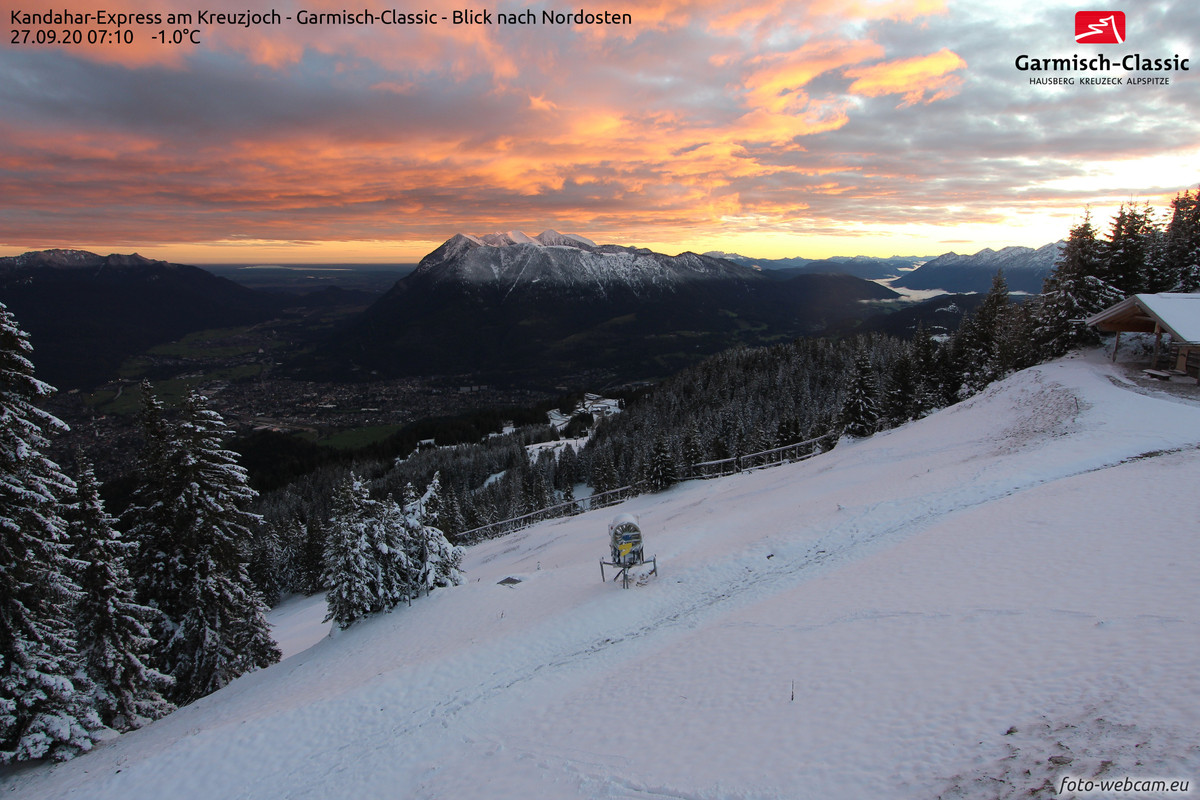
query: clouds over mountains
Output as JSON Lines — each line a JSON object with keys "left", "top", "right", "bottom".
{"left": 2, "top": 0, "right": 1198, "bottom": 260}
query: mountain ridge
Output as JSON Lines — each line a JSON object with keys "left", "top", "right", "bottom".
{"left": 410, "top": 230, "right": 762, "bottom": 297}
{"left": 321, "top": 232, "right": 896, "bottom": 385}
{"left": 0, "top": 249, "right": 282, "bottom": 389}
{"left": 891, "top": 241, "right": 1064, "bottom": 293}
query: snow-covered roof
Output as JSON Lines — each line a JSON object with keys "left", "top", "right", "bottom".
{"left": 1085, "top": 292, "right": 1200, "bottom": 343}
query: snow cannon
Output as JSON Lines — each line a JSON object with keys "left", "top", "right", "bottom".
{"left": 600, "top": 514, "right": 658, "bottom": 588}
{"left": 609, "top": 513, "right": 643, "bottom": 565}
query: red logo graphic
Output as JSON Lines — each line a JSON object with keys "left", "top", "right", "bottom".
{"left": 1075, "top": 11, "right": 1125, "bottom": 44}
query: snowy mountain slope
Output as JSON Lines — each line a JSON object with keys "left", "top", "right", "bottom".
{"left": 333, "top": 233, "right": 895, "bottom": 383}
{"left": 410, "top": 230, "right": 760, "bottom": 298}
{"left": 7, "top": 352, "right": 1200, "bottom": 800}
{"left": 891, "top": 242, "right": 1064, "bottom": 293}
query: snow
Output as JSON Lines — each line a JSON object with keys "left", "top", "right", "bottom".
{"left": 6, "top": 352, "right": 1200, "bottom": 799}
{"left": 267, "top": 594, "right": 333, "bottom": 660}
{"left": 526, "top": 436, "right": 588, "bottom": 461}
{"left": 505, "top": 230, "right": 538, "bottom": 245}
{"left": 1135, "top": 293, "right": 1200, "bottom": 342}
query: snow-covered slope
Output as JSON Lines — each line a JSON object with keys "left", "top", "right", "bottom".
{"left": 343, "top": 231, "right": 894, "bottom": 382}
{"left": 8, "top": 353, "right": 1200, "bottom": 800}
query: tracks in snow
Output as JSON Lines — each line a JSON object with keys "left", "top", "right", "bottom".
{"left": 386, "top": 441, "right": 1200, "bottom": 750}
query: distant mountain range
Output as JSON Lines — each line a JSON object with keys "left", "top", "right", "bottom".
{"left": 712, "top": 242, "right": 1064, "bottom": 294}
{"left": 708, "top": 252, "right": 925, "bottom": 281}
{"left": 0, "top": 236, "right": 1067, "bottom": 391}
{"left": 0, "top": 249, "right": 282, "bottom": 389}
{"left": 318, "top": 231, "right": 898, "bottom": 385}
{"left": 890, "top": 242, "right": 1063, "bottom": 294}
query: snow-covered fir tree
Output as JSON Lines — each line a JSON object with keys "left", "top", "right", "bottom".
{"left": 69, "top": 456, "right": 173, "bottom": 731}
{"left": 907, "top": 324, "right": 942, "bottom": 418}
{"left": 883, "top": 350, "right": 918, "bottom": 426}
{"left": 323, "top": 474, "right": 383, "bottom": 628}
{"left": 123, "top": 380, "right": 177, "bottom": 632}
{"left": 1034, "top": 212, "right": 1123, "bottom": 358}
{"left": 375, "top": 493, "right": 415, "bottom": 608}
{"left": 298, "top": 516, "right": 328, "bottom": 595}
{"left": 405, "top": 474, "right": 464, "bottom": 596}
{"left": 646, "top": 436, "right": 677, "bottom": 491}
{"left": 681, "top": 427, "right": 705, "bottom": 476}
{"left": 246, "top": 519, "right": 286, "bottom": 608}
{"left": 323, "top": 473, "right": 463, "bottom": 627}
{"left": 0, "top": 303, "right": 102, "bottom": 763}
{"left": 129, "top": 388, "right": 280, "bottom": 704}
{"left": 839, "top": 352, "right": 881, "bottom": 439}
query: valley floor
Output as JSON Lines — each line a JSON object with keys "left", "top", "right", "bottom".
{"left": 5, "top": 350, "right": 1199, "bottom": 800}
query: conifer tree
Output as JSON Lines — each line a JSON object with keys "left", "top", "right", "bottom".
{"left": 555, "top": 443, "right": 580, "bottom": 493}
{"left": 952, "top": 270, "right": 1012, "bottom": 396}
{"left": 590, "top": 447, "right": 618, "bottom": 500}
{"left": 70, "top": 457, "right": 173, "bottom": 731}
{"left": 123, "top": 380, "right": 177, "bottom": 629}
{"left": 271, "top": 515, "right": 304, "bottom": 597}
{"left": 374, "top": 494, "right": 413, "bottom": 609}
{"left": 1163, "top": 189, "right": 1200, "bottom": 291}
{"left": 1034, "top": 212, "right": 1123, "bottom": 358}
{"left": 883, "top": 350, "right": 918, "bottom": 426}
{"left": 839, "top": 353, "right": 880, "bottom": 438}
{"left": 680, "top": 427, "right": 704, "bottom": 474}
{"left": 286, "top": 516, "right": 326, "bottom": 595}
{"left": 1103, "top": 203, "right": 1155, "bottom": 295}
{"left": 405, "top": 475, "right": 464, "bottom": 595}
{"left": 322, "top": 474, "right": 380, "bottom": 629}
{"left": 909, "top": 324, "right": 942, "bottom": 418}
{"left": 646, "top": 436, "right": 677, "bottom": 491}
{"left": 136, "top": 389, "right": 280, "bottom": 704}
{"left": 0, "top": 303, "right": 102, "bottom": 763}
{"left": 436, "top": 483, "right": 468, "bottom": 542}
{"left": 246, "top": 522, "right": 285, "bottom": 608}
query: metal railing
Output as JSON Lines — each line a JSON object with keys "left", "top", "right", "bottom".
{"left": 456, "top": 481, "right": 645, "bottom": 543}
{"left": 682, "top": 432, "right": 837, "bottom": 480}
{"left": 455, "top": 431, "right": 837, "bottom": 543}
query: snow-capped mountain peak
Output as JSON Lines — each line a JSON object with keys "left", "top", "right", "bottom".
{"left": 456, "top": 230, "right": 599, "bottom": 250}
{"left": 535, "top": 229, "right": 598, "bottom": 248}
{"left": 411, "top": 231, "right": 761, "bottom": 295}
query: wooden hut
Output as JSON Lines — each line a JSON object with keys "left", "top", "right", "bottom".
{"left": 1085, "top": 293, "right": 1200, "bottom": 379}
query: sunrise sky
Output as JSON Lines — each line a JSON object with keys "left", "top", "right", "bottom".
{"left": 2, "top": 0, "right": 1198, "bottom": 263}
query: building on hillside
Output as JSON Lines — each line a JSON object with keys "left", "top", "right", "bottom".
{"left": 1086, "top": 293, "right": 1200, "bottom": 380}
{"left": 547, "top": 394, "right": 623, "bottom": 431}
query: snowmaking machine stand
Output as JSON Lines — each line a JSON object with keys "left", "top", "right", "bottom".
{"left": 599, "top": 555, "right": 658, "bottom": 589}
{"left": 600, "top": 513, "right": 658, "bottom": 588}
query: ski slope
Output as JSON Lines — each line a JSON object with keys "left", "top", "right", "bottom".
{"left": 6, "top": 352, "right": 1200, "bottom": 799}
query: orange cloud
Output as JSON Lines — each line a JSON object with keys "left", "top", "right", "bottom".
{"left": 844, "top": 49, "right": 967, "bottom": 106}
{"left": 14, "top": 0, "right": 1116, "bottom": 264}
{"left": 743, "top": 38, "right": 886, "bottom": 113}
